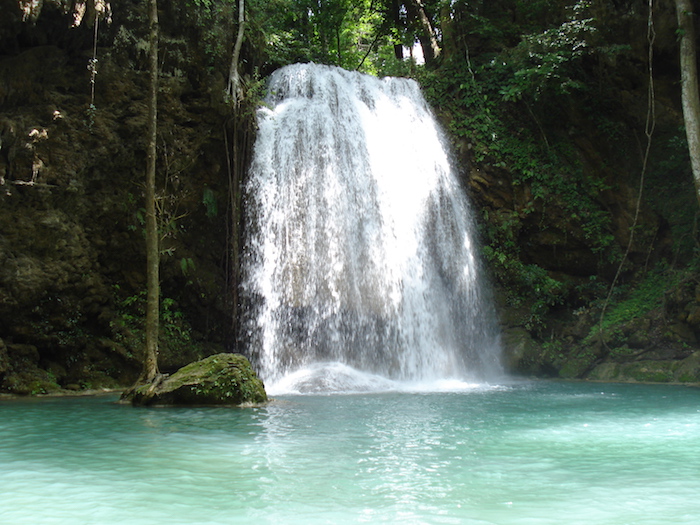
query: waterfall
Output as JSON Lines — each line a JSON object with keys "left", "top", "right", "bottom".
{"left": 241, "top": 63, "right": 502, "bottom": 393}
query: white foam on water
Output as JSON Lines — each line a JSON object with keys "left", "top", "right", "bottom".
{"left": 265, "top": 361, "right": 505, "bottom": 396}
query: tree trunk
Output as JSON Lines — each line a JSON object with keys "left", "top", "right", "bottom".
{"left": 392, "top": 0, "right": 404, "bottom": 60}
{"left": 228, "top": 0, "right": 245, "bottom": 102}
{"left": 404, "top": 0, "right": 440, "bottom": 64}
{"left": 676, "top": 0, "right": 700, "bottom": 207}
{"left": 143, "top": 0, "right": 160, "bottom": 383}
{"left": 439, "top": 1, "right": 454, "bottom": 60}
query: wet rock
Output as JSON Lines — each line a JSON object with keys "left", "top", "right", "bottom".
{"left": 623, "top": 362, "right": 675, "bottom": 383}
{"left": 587, "top": 362, "right": 620, "bottom": 382}
{"left": 666, "top": 322, "right": 696, "bottom": 344}
{"left": 0, "top": 337, "right": 8, "bottom": 375}
{"left": 558, "top": 355, "right": 594, "bottom": 379}
{"left": 1, "top": 343, "right": 61, "bottom": 394}
{"left": 501, "top": 327, "right": 542, "bottom": 374}
{"left": 131, "top": 353, "right": 267, "bottom": 406}
{"left": 0, "top": 18, "right": 235, "bottom": 394}
{"left": 674, "top": 352, "right": 700, "bottom": 383}
{"left": 627, "top": 319, "right": 652, "bottom": 348}
{"left": 685, "top": 304, "right": 700, "bottom": 329}
{"left": 588, "top": 354, "right": 700, "bottom": 383}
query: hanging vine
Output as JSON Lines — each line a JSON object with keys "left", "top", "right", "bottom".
{"left": 597, "top": 0, "right": 657, "bottom": 348}
{"left": 86, "top": 6, "right": 99, "bottom": 128}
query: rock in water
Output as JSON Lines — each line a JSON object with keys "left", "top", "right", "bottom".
{"left": 131, "top": 353, "right": 267, "bottom": 406}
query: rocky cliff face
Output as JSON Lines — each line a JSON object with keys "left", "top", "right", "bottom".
{"left": 448, "top": 0, "right": 700, "bottom": 383}
{"left": 0, "top": 1, "right": 243, "bottom": 394}
{"left": 1, "top": 0, "right": 699, "bottom": 394}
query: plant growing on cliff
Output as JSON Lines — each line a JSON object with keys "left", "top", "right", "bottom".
{"left": 586, "top": 264, "right": 682, "bottom": 345}
{"left": 413, "top": 1, "right": 638, "bottom": 332}
{"left": 112, "top": 289, "right": 193, "bottom": 358}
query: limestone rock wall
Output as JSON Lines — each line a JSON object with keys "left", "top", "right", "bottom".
{"left": 0, "top": 1, "right": 243, "bottom": 394}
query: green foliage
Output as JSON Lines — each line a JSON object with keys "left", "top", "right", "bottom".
{"left": 418, "top": 47, "right": 618, "bottom": 321}
{"left": 483, "top": 242, "right": 566, "bottom": 331}
{"left": 600, "top": 269, "right": 671, "bottom": 330}
{"left": 412, "top": 1, "right": 633, "bottom": 327}
{"left": 647, "top": 128, "right": 698, "bottom": 262}
{"left": 127, "top": 206, "right": 146, "bottom": 233}
{"left": 181, "top": 0, "right": 239, "bottom": 69}
{"left": 247, "top": 0, "right": 392, "bottom": 73}
{"left": 496, "top": 0, "right": 596, "bottom": 102}
{"left": 161, "top": 297, "right": 191, "bottom": 341}
{"left": 111, "top": 288, "right": 192, "bottom": 346}
{"left": 202, "top": 187, "right": 218, "bottom": 218}
{"left": 421, "top": 61, "right": 613, "bottom": 250}
{"left": 585, "top": 264, "right": 682, "bottom": 344}
{"left": 541, "top": 338, "right": 566, "bottom": 362}
{"left": 86, "top": 103, "right": 97, "bottom": 131}
{"left": 27, "top": 294, "right": 88, "bottom": 351}
{"left": 180, "top": 257, "right": 196, "bottom": 276}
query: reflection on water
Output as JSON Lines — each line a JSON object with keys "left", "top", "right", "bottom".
{"left": 1, "top": 381, "right": 699, "bottom": 524}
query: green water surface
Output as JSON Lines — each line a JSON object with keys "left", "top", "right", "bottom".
{"left": 1, "top": 381, "right": 698, "bottom": 524}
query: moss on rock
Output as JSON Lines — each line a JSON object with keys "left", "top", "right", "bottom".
{"left": 588, "top": 352, "right": 700, "bottom": 383}
{"left": 501, "top": 327, "right": 543, "bottom": 374}
{"left": 131, "top": 353, "right": 267, "bottom": 406}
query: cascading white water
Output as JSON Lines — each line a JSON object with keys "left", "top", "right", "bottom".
{"left": 241, "top": 63, "right": 502, "bottom": 393}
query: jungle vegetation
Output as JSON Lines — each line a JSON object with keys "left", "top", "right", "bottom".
{"left": 4, "top": 0, "right": 700, "bottom": 388}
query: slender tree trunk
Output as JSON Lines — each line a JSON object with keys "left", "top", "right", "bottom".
{"left": 228, "top": 0, "right": 245, "bottom": 101}
{"left": 336, "top": 26, "right": 342, "bottom": 66}
{"left": 676, "top": 0, "right": 700, "bottom": 207}
{"left": 392, "top": 0, "right": 404, "bottom": 60}
{"left": 143, "top": 0, "right": 160, "bottom": 383}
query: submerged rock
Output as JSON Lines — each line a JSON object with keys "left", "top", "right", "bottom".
{"left": 131, "top": 353, "right": 267, "bottom": 406}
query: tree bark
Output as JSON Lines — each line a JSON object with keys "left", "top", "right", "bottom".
{"left": 404, "top": 0, "right": 441, "bottom": 64}
{"left": 676, "top": 0, "right": 700, "bottom": 207}
{"left": 392, "top": 0, "right": 404, "bottom": 60}
{"left": 227, "top": 0, "right": 245, "bottom": 102}
{"left": 439, "top": 1, "right": 454, "bottom": 60}
{"left": 143, "top": 0, "right": 160, "bottom": 383}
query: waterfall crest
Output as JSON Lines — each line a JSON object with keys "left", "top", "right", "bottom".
{"left": 241, "top": 63, "right": 502, "bottom": 393}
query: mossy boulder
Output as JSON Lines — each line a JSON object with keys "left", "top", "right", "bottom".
{"left": 131, "top": 353, "right": 267, "bottom": 406}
